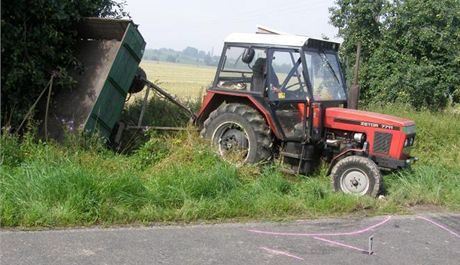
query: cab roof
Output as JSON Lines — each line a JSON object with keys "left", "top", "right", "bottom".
{"left": 224, "top": 33, "right": 340, "bottom": 50}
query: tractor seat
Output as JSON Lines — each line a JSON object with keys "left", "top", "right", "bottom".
{"left": 251, "top": 58, "right": 266, "bottom": 93}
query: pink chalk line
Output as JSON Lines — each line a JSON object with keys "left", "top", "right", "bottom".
{"left": 259, "top": 247, "right": 304, "bottom": 261}
{"left": 248, "top": 215, "right": 392, "bottom": 237}
{"left": 416, "top": 216, "right": 460, "bottom": 239}
{"left": 313, "top": 236, "right": 367, "bottom": 253}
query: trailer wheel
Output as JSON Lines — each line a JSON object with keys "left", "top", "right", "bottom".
{"left": 200, "top": 103, "right": 272, "bottom": 164}
{"left": 128, "top": 67, "right": 146, "bottom": 94}
{"left": 331, "top": 156, "right": 382, "bottom": 197}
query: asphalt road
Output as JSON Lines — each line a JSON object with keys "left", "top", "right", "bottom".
{"left": 1, "top": 214, "right": 459, "bottom": 265}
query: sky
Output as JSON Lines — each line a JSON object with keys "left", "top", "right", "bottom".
{"left": 125, "top": 0, "right": 340, "bottom": 54}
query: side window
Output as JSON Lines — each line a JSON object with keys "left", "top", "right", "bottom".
{"left": 268, "top": 50, "right": 307, "bottom": 100}
{"left": 217, "top": 46, "right": 266, "bottom": 91}
{"left": 223, "top": 46, "right": 253, "bottom": 71}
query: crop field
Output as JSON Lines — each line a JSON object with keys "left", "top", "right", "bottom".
{"left": 1, "top": 61, "right": 460, "bottom": 228}
{"left": 139, "top": 61, "right": 216, "bottom": 99}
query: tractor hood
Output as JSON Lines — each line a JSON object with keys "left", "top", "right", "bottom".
{"left": 324, "top": 108, "right": 415, "bottom": 132}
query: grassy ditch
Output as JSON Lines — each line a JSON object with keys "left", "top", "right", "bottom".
{"left": 1, "top": 104, "right": 459, "bottom": 228}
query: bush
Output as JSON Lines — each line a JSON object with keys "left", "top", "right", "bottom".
{"left": 330, "top": 0, "right": 460, "bottom": 109}
{"left": 117, "top": 94, "right": 200, "bottom": 153}
{"left": 1, "top": 0, "right": 127, "bottom": 127}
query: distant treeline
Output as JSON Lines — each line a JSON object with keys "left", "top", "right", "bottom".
{"left": 143, "top": 47, "right": 220, "bottom": 66}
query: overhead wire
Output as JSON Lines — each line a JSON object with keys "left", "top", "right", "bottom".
{"left": 228, "top": 0, "right": 327, "bottom": 17}
{"left": 223, "top": 4, "right": 328, "bottom": 23}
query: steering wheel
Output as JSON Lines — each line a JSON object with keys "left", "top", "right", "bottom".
{"left": 285, "top": 82, "right": 301, "bottom": 90}
{"left": 272, "top": 82, "right": 305, "bottom": 99}
{"left": 284, "top": 82, "right": 306, "bottom": 94}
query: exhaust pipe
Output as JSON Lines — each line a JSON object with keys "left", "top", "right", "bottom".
{"left": 348, "top": 42, "right": 361, "bottom": 109}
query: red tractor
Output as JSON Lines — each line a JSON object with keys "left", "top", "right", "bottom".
{"left": 195, "top": 33, "right": 417, "bottom": 197}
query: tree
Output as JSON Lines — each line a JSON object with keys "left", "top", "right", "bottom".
{"left": 330, "top": 0, "right": 460, "bottom": 109}
{"left": 183, "top": 47, "right": 199, "bottom": 57}
{"left": 329, "top": 0, "right": 387, "bottom": 61}
{"left": 166, "top": 55, "right": 178, "bottom": 63}
{"left": 1, "top": 0, "right": 128, "bottom": 128}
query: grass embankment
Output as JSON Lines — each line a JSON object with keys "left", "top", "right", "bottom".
{"left": 1, "top": 105, "right": 459, "bottom": 228}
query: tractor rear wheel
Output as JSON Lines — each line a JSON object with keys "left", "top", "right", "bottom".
{"left": 331, "top": 156, "right": 382, "bottom": 197}
{"left": 200, "top": 103, "right": 272, "bottom": 164}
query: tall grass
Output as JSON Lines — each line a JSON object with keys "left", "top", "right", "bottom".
{"left": 1, "top": 104, "right": 459, "bottom": 228}
{"left": 368, "top": 104, "right": 460, "bottom": 209}
{"left": 117, "top": 94, "right": 200, "bottom": 153}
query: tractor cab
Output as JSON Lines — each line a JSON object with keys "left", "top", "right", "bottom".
{"left": 204, "top": 33, "right": 346, "bottom": 142}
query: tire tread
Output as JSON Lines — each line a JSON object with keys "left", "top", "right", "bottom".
{"left": 200, "top": 103, "right": 272, "bottom": 162}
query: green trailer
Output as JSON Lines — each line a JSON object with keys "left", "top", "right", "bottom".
{"left": 46, "top": 18, "right": 146, "bottom": 141}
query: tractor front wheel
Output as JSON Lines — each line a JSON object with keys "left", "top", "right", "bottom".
{"left": 331, "top": 156, "right": 382, "bottom": 197}
{"left": 200, "top": 103, "right": 272, "bottom": 164}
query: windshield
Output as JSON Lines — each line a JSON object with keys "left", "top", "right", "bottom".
{"left": 304, "top": 51, "right": 346, "bottom": 101}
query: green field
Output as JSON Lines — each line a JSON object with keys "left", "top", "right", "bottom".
{"left": 1, "top": 62, "right": 460, "bottom": 228}
{"left": 140, "top": 61, "right": 216, "bottom": 99}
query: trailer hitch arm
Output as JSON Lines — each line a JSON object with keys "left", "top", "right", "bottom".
{"left": 141, "top": 78, "right": 197, "bottom": 121}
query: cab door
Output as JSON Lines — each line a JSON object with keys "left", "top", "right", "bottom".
{"left": 266, "top": 49, "right": 310, "bottom": 141}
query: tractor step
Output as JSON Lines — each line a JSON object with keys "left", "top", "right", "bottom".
{"left": 279, "top": 151, "right": 302, "bottom": 175}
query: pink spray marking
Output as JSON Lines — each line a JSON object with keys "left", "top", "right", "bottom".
{"left": 259, "top": 247, "right": 304, "bottom": 261}
{"left": 248, "top": 215, "right": 392, "bottom": 237}
{"left": 417, "top": 216, "right": 460, "bottom": 239}
{"left": 313, "top": 236, "right": 367, "bottom": 253}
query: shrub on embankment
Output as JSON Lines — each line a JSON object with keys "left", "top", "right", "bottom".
{"left": 0, "top": 105, "right": 459, "bottom": 227}
{"left": 1, "top": 0, "right": 127, "bottom": 127}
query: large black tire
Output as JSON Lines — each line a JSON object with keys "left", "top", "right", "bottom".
{"left": 200, "top": 103, "right": 272, "bottom": 164}
{"left": 331, "top": 156, "right": 382, "bottom": 197}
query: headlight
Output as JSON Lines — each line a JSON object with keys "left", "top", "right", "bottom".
{"left": 403, "top": 125, "right": 416, "bottom": 134}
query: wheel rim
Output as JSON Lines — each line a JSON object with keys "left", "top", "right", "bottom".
{"left": 340, "top": 168, "right": 370, "bottom": 195}
{"left": 212, "top": 122, "right": 250, "bottom": 164}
